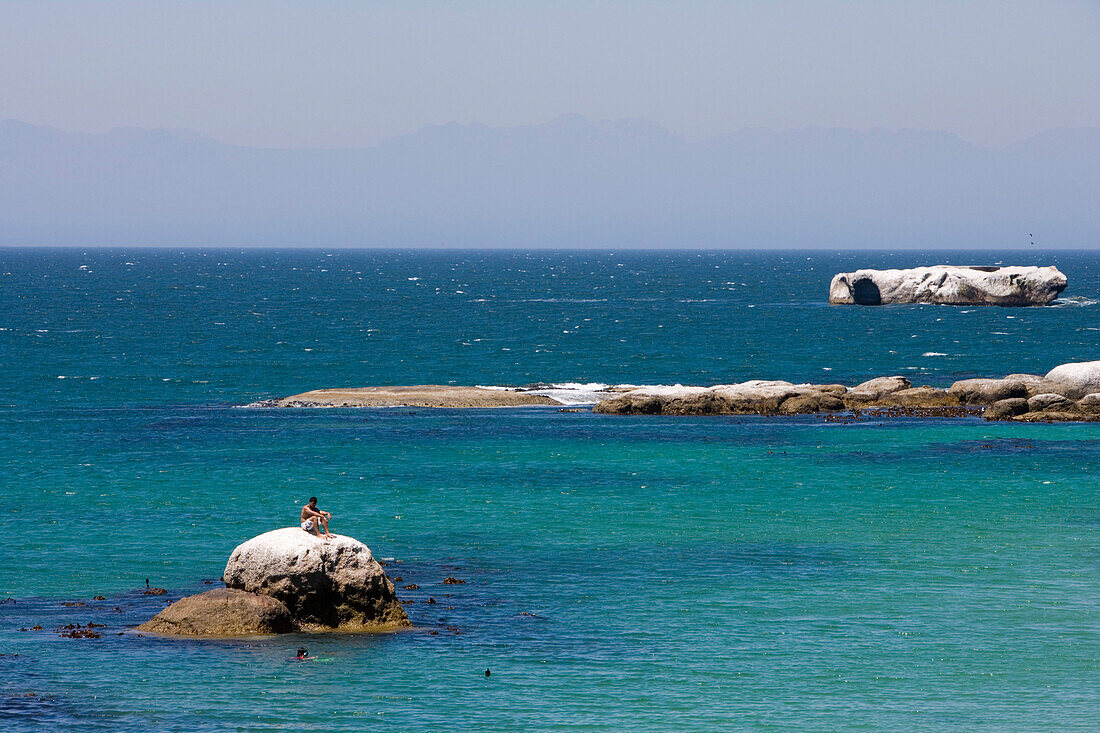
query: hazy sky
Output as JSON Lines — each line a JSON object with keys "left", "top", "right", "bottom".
{"left": 1, "top": 0, "right": 1097, "bottom": 149}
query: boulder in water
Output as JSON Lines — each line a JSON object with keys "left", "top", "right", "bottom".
{"left": 1028, "top": 393, "right": 1073, "bottom": 412}
{"left": 137, "top": 588, "right": 296, "bottom": 637}
{"left": 852, "top": 376, "right": 911, "bottom": 397}
{"left": 778, "top": 392, "right": 845, "bottom": 414}
{"left": 829, "top": 266, "right": 1066, "bottom": 306}
{"left": 1045, "top": 361, "right": 1100, "bottom": 400}
{"left": 1075, "top": 393, "right": 1100, "bottom": 415}
{"left": 948, "top": 378, "right": 1029, "bottom": 404}
{"left": 984, "top": 398, "right": 1030, "bottom": 421}
{"left": 1002, "top": 374, "right": 1061, "bottom": 398}
{"left": 223, "top": 528, "right": 409, "bottom": 631}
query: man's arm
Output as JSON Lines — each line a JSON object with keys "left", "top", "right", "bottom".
{"left": 303, "top": 507, "right": 325, "bottom": 519}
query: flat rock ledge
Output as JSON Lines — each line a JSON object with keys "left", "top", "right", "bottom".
{"left": 139, "top": 529, "right": 409, "bottom": 637}
{"left": 248, "top": 385, "right": 558, "bottom": 408}
{"left": 593, "top": 361, "right": 1100, "bottom": 422}
{"left": 829, "top": 265, "right": 1066, "bottom": 306}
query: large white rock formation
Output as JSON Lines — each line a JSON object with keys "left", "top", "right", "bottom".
{"left": 829, "top": 265, "right": 1066, "bottom": 306}
{"left": 223, "top": 528, "right": 408, "bottom": 631}
{"left": 1045, "top": 361, "right": 1100, "bottom": 400}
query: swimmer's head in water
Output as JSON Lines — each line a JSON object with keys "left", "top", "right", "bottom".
{"left": 297, "top": 648, "right": 307, "bottom": 658}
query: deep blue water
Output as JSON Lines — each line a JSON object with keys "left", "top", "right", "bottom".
{"left": 1, "top": 249, "right": 1097, "bottom": 731}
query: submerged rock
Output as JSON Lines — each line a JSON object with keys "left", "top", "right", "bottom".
{"left": 137, "top": 588, "right": 296, "bottom": 637}
{"left": 223, "top": 528, "right": 409, "bottom": 631}
{"left": 829, "top": 266, "right": 1066, "bottom": 306}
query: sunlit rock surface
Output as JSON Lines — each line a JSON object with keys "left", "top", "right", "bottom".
{"left": 829, "top": 266, "right": 1066, "bottom": 306}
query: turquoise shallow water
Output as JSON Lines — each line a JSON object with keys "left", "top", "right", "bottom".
{"left": 1, "top": 249, "right": 1098, "bottom": 731}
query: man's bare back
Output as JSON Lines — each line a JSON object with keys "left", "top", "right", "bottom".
{"left": 300, "top": 497, "right": 334, "bottom": 540}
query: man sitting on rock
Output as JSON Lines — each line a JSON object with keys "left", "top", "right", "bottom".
{"left": 300, "top": 497, "right": 334, "bottom": 540}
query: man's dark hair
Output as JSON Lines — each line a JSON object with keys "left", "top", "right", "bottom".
{"left": 297, "top": 648, "right": 307, "bottom": 657}
{"left": 309, "top": 497, "right": 317, "bottom": 504}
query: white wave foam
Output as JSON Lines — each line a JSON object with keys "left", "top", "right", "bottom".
{"left": 1051, "top": 296, "right": 1099, "bottom": 308}
{"left": 527, "top": 383, "right": 616, "bottom": 405}
{"left": 922, "top": 352, "right": 948, "bottom": 357}
{"left": 475, "top": 382, "right": 617, "bottom": 406}
{"left": 475, "top": 382, "right": 703, "bottom": 406}
{"left": 515, "top": 298, "right": 609, "bottom": 303}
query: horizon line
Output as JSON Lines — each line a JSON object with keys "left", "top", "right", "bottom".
{"left": 4, "top": 114, "right": 1097, "bottom": 153}
{"left": 0, "top": 245, "right": 1094, "bottom": 253}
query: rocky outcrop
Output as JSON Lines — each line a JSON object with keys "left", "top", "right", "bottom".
{"left": 137, "top": 588, "right": 296, "bottom": 637}
{"left": 983, "top": 388, "right": 1100, "bottom": 422}
{"left": 593, "top": 381, "right": 849, "bottom": 416}
{"left": 223, "top": 529, "right": 408, "bottom": 631}
{"left": 591, "top": 362, "right": 1100, "bottom": 422}
{"left": 252, "top": 385, "right": 558, "bottom": 408}
{"left": 139, "top": 529, "right": 409, "bottom": 637}
{"left": 829, "top": 266, "right": 1066, "bottom": 306}
{"left": 1044, "top": 361, "right": 1100, "bottom": 400}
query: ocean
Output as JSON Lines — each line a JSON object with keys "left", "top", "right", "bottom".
{"left": 1, "top": 248, "right": 1097, "bottom": 731}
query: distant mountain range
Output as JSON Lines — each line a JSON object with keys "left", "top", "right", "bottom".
{"left": 1, "top": 115, "right": 1097, "bottom": 247}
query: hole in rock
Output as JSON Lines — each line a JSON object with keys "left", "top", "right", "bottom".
{"left": 852, "top": 278, "right": 882, "bottom": 305}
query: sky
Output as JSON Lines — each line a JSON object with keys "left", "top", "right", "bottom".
{"left": 1, "top": 0, "right": 1097, "bottom": 149}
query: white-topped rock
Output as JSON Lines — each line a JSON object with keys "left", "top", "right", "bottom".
{"left": 1045, "top": 361, "right": 1100, "bottom": 400}
{"left": 223, "top": 528, "right": 408, "bottom": 631}
{"left": 852, "top": 376, "right": 911, "bottom": 396}
{"left": 593, "top": 380, "right": 845, "bottom": 415}
{"left": 829, "top": 266, "right": 1066, "bottom": 306}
